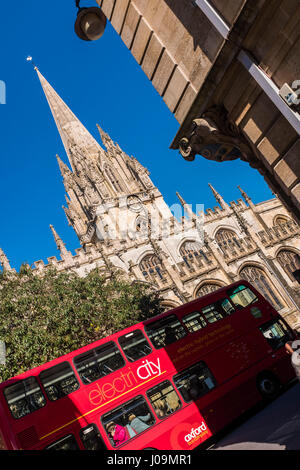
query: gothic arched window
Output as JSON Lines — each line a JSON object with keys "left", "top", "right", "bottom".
{"left": 180, "top": 240, "right": 209, "bottom": 267}
{"left": 239, "top": 265, "right": 284, "bottom": 310}
{"left": 273, "top": 215, "right": 289, "bottom": 226}
{"left": 196, "top": 282, "right": 223, "bottom": 297}
{"left": 215, "top": 228, "right": 241, "bottom": 250}
{"left": 140, "top": 254, "right": 164, "bottom": 280}
{"left": 277, "top": 250, "right": 300, "bottom": 282}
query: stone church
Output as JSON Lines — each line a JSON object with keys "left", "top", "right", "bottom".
{"left": 1, "top": 68, "right": 300, "bottom": 329}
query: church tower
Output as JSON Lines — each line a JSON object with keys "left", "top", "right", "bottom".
{"left": 34, "top": 66, "right": 203, "bottom": 305}
{"left": 35, "top": 67, "right": 177, "bottom": 250}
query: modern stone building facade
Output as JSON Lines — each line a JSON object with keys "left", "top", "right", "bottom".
{"left": 94, "top": 0, "right": 300, "bottom": 225}
{"left": 1, "top": 68, "right": 300, "bottom": 329}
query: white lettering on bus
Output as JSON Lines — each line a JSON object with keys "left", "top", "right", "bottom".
{"left": 136, "top": 359, "right": 161, "bottom": 380}
{"left": 184, "top": 422, "right": 207, "bottom": 443}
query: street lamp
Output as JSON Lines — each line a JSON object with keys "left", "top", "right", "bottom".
{"left": 74, "top": 0, "right": 107, "bottom": 41}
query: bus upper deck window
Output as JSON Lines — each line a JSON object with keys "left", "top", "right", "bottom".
{"left": 228, "top": 285, "right": 258, "bottom": 309}
{"left": 39, "top": 362, "right": 79, "bottom": 401}
{"left": 145, "top": 315, "right": 187, "bottom": 349}
{"left": 219, "top": 298, "right": 235, "bottom": 316}
{"left": 74, "top": 342, "right": 125, "bottom": 384}
{"left": 182, "top": 311, "right": 207, "bottom": 333}
{"left": 4, "top": 377, "right": 46, "bottom": 419}
{"left": 201, "top": 304, "right": 223, "bottom": 323}
{"left": 119, "top": 330, "right": 152, "bottom": 362}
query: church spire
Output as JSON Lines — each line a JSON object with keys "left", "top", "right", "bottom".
{"left": 176, "top": 191, "right": 196, "bottom": 219}
{"left": 96, "top": 124, "right": 113, "bottom": 149}
{"left": 208, "top": 183, "right": 228, "bottom": 210}
{"left": 34, "top": 67, "right": 104, "bottom": 171}
{"left": 237, "top": 185, "right": 251, "bottom": 203}
{"left": 0, "top": 248, "right": 13, "bottom": 272}
{"left": 56, "top": 154, "right": 72, "bottom": 177}
{"left": 49, "top": 225, "right": 71, "bottom": 260}
{"left": 176, "top": 191, "right": 187, "bottom": 207}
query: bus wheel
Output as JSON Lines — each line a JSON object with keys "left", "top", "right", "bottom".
{"left": 257, "top": 373, "right": 280, "bottom": 399}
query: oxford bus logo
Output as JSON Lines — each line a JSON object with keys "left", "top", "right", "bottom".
{"left": 0, "top": 81, "right": 6, "bottom": 105}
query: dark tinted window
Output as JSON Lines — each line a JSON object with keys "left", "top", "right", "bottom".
{"left": 39, "top": 362, "right": 79, "bottom": 401}
{"left": 102, "top": 396, "right": 155, "bottom": 447}
{"left": 74, "top": 342, "right": 125, "bottom": 384}
{"left": 147, "top": 380, "right": 181, "bottom": 419}
{"left": 173, "top": 362, "right": 216, "bottom": 402}
{"left": 80, "top": 424, "right": 106, "bottom": 450}
{"left": 119, "top": 330, "right": 152, "bottom": 362}
{"left": 145, "top": 315, "right": 186, "bottom": 349}
{"left": 4, "top": 377, "right": 46, "bottom": 419}
{"left": 45, "top": 434, "right": 79, "bottom": 450}
{"left": 201, "top": 304, "right": 223, "bottom": 323}
{"left": 219, "top": 298, "right": 235, "bottom": 315}
{"left": 228, "top": 284, "right": 258, "bottom": 308}
{"left": 182, "top": 311, "right": 207, "bottom": 333}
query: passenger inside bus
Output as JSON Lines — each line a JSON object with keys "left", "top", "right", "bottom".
{"left": 188, "top": 375, "right": 201, "bottom": 400}
{"left": 164, "top": 326, "right": 177, "bottom": 345}
{"left": 128, "top": 412, "right": 152, "bottom": 434}
{"left": 154, "top": 399, "right": 168, "bottom": 417}
{"left": 105, "top": 421, "right": 129, "bottom": 447}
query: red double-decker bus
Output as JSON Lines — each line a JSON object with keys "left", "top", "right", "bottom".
{"left": 0, "top": 281, "right": 297, "bottom": 450}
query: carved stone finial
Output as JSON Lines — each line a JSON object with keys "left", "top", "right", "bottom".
{"left": 208, "top": 183, "right": 228, "bottom": 209}
{"left": 237, "top": 185, "right": 251, "bottom": 202}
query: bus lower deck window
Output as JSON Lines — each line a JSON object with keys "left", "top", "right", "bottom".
{"left": 260, "top": 319, "right": 294, "bottom": 350}
{"left": 102, "top": 396, "right": 155, "bottom": 447}
{"left": 45, "top": 434, "right": 79, "bottom": 450}
{"left": 80, "top": 424, "right": 106, "bottom": 450}
{"left": 39, "top": 362, "right": 79, "bottom": 401}
{"left": 173, "top": 362, "right": 216, "bottom": 403}
{"left": 147, "top": 380, "right": 181, "bottom": 419}
{"left": 118, "top": 330, "right": 152, "bottom": 362}
{"left": 4, "top": 377, "right": 46, "bottom": 419}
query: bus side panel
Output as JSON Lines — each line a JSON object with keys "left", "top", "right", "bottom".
{"left": 206, "top": 328, "right": 275, "bottom": 384}
{"left": 268, "top": 349, "right": 297, "bottom": 384}
{"left": 200, "top": 376, "right": 261, "bottom": 434}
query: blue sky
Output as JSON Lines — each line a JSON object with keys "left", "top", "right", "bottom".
{"left": 0, "top": 0, "right": 274, "bottom": 270}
